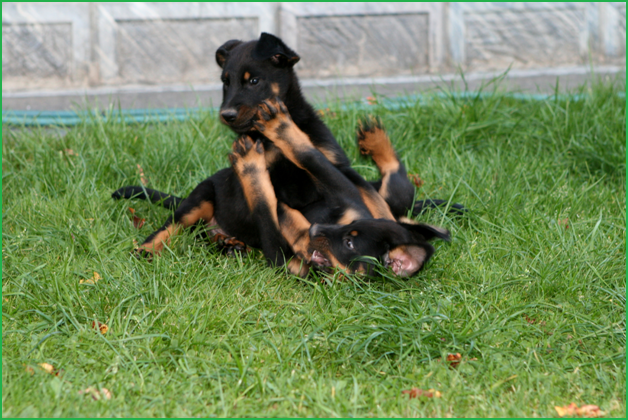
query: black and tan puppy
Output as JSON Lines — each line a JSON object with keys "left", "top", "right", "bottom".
{"left": 226, "top": 97, "right": 450, "bottom": 277}
{"left": 113, "top": 33, "right": 457, "bottom": 276}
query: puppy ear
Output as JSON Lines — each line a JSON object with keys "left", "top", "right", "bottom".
{"left": 216, "top": 39, "right": 243, "bottom": 68}
{"left": 399, "top": 221, "right": 450, "bottom": 242}
{"left": 253, "top": 32, "right": 300, "bottom": 67}
{"left": 386, "top": 244, "right": 434, "bottom": 277}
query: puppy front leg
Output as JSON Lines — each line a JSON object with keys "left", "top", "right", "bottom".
{"left": 229, "top": 135, "right": 298, "bottom": 269}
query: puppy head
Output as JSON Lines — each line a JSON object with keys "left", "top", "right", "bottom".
{"left": 308, "top": 219, "right": 450, "bottom": 277}
{"left": 216, "top": 33, "right": 300, "bottom": 133}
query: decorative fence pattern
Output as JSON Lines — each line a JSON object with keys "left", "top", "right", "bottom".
{"left": 2, "top": 2, "right": 625, "bottom": 92}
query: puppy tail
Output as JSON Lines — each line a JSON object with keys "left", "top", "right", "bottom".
{"left": 412, "top": 199, "right": 467, "bottom": 217}
{"left": 111, "top": 186, "right": 182, "bottom": 210}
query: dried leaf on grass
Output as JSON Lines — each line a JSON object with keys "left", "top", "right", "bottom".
{"left": 402, "top": 388, "right": 442, "bottom": 399}
{"left": 80, "top": 271, "right": 101, "bottom": 285}
{"left": 446, "top": 353, "right": 462, "bottom": 368}
{"left": 558, "top": 218, "right": 570, "bottom": 229}
{"left": 555, "top": 403, "right": 605, "bottom": 418}
{"left": 366, "top": 96, "right": 378, "bottom": 105}
{"left": 32, "top": 363, "right": 64, "bottom": 377}
{"left": 79, "top": 387, "right": 112, "bottom": 401}
{"left": 408, "top": 173, "right": 425, "bottom": 188}
{"left": 92, "top": 321, "right": 109, "bottom": 334}
{"left": 38, "top": 362, "right": 55, "bottom": 374}
{"left": 128, "top": 208, "right": 146, "bottom": 229}
{"left": 435, "top": 352, "right": 476, "bottom": 368}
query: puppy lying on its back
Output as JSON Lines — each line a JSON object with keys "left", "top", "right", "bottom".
{"left": 113, "top": 32, "right": 461, "bottom": 277}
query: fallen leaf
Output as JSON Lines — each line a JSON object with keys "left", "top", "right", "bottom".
{"left": 137, "top": 164, "right": 148, "bottom": 185}
{"left": 64, "top": 149, "right": 77, "bottom": 156}
{"left": 577, "top": 405, "right": 604, "bottom": 417}
{"left": 38, "top": 362, "right": 54, "bottom": 374}
{"left": 555, "top": 402, "right": 605, "bottom": 418}
{"left": 80, "top": 271, "right": 101, "bottom": 285}
{"left": 366, "top": 96, "right": 378, "bottom": 105}
{"left": 446, "top": 353, "right": 462, "bottom": 369}
{"left": 524, "top": 314, "right": 537, "bottom": 324}
{"left": 558, "top": 218, "right": 570, "bottom": 229}
{"left": 92, "top": 321, "right": 109, "bottom": 334}
{"left": 402, "top": 388, "right": 442, "bottom": 399}
{"left": 408, "top": 173, "right": 424, "bottom": 188}
{"left": 35, "top": 363, "right": 64, "bottom": 377}
{"left": 128, "top": 208, "right": 145, "bottom": 229}
{"left": 133, "top": 216, "right": 145, "bottom": 229}
{"left": 79, "top": 387, "right": 112, "bottom": 401}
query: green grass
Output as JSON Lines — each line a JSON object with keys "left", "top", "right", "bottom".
{"left": 2, "top": 79, "right": 626, "bottom": 417}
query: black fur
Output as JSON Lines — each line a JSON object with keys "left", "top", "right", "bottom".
{"left": 113, "top": 33, "right": 461, "bottom": 277}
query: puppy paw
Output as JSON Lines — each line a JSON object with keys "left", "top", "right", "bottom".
{"left": 252, "top": 97, "right": 291, "bottom": 133}
{"left": 134, "top": 245, "right": 157, "bottom": 261}
{"left": 229, "top": 135, "right": 265, "bottom": 173}
{"left": 356, "top": 115, "right": 387, "bottom": 156}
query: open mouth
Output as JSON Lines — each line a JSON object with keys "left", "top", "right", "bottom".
{"left": 383, "top": 251, "right": 403, "bottom": 275}
{"left": 310, "top": 250, "right": 331, "bottom": 267}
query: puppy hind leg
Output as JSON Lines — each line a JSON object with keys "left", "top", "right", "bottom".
{"left": 356, "top": 116, "right": 414, "bottom": 217}
{"left": 136, "top": 180, "right": 216, "bottom": 257}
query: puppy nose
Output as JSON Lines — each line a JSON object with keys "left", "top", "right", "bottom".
{"left": 220, "top": 109, "right": 238, "bottom": 123}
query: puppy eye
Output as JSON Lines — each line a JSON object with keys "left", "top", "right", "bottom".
{"left": 345, "top": 238, "right": 354, "bottom": 250}
{"left": 249, "top": 77, "right": 259, "bottom": 85}
{"left": 223, "top": 78, "right": 230, "bottom": 87}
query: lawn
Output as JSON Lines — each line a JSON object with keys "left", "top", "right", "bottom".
{"left": 2, "top": 79, "right": 626, "bottom": 417}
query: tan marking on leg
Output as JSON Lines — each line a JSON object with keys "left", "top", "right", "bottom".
{"left": 359, "top": 187, "right": 395, "bottom": 220}
{"left": 263, "top": 143, "right": 282, "bottom": 168}
{"left": 231, "top": 137, "right": 279, "bottom": 228}
{"left": 266, "top": 123, "right": 313, "bottom": 168}
{"left": 138, "top": 224, "right": 180, "bottom": 255}
{"left": 338, "top": 208, "right": 362, "bottom": 225}
{"left": 238, "top": 170, "right": 278, "bottom": 227}
{"left": 255, "top": 100, "right": 314, "bottom": 169}
{"left": 278, "top": 203, "right": 311, "bottom": 260}
{"left": 358, "top": 125, "right": 399, "bottom": 174}
{"left": 287, "top": 258, "right": 310, "bottom": 277}
{"left": 181, "top": 201, "right": 214, "bottom": 226}
{"left": 318, "top": 146, "right": 338, "bottom": 165}
{"left": 271, "top": 82, "right": 280, "bottom": 96}
{"left": 378, "top": 173, "right": 392, "bottom": 200}
{"left": 397, "top": 216, "right": 418, "bottom": 225}
{"left": 243, "top": 71, "right": 250, "bottom": 81}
